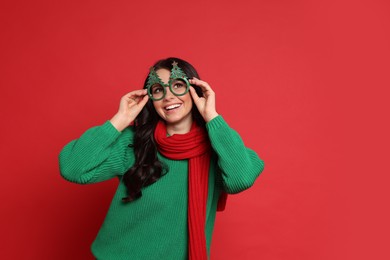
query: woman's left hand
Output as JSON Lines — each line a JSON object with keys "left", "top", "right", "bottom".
{"left": 189, "top": 77, "right": 219, "bottom": 122}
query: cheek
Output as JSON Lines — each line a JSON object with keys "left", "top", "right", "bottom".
{"left": 187, "top": 98, "right": 194, "bottom": 111}
{"left": 152, "top": 101, "right": 164, "bottom": 115}
{"left": 152, "top": 101, "right": 161, "bottom": 110}
{"left": 187, "top": 99, "right": 193, "bottom": 110}
{"left": 183, "top": 94, "right": 193, "bottom": 107}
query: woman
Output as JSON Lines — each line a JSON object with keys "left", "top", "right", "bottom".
{"left": 59, "top": 57, "right": 265, "bottom": 260}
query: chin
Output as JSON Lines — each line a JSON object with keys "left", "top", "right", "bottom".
{"left": 162, "top": 115, "right": 187, "bottom": 124}
{"left": 158, "top": 111, "right": 193, "bottom": 125}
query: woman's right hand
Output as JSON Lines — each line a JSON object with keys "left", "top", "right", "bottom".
{"left": 110, "top": 89, "right": 149, "bottom": 132}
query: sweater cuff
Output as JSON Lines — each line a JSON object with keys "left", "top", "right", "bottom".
{"left": 206, "top": 115, "right": 227, "bottom": 132}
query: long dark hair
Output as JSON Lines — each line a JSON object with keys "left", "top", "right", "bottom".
{"left": 122, "top": 57, "right": 205, "bottom": 203}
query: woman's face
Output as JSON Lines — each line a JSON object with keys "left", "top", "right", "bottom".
{"left": 152, "top": 68, "right": 193, "bottom": 127}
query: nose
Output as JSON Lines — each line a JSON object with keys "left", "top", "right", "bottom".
{"left": 163, "top": 86, "right": 175, "bottom": 100}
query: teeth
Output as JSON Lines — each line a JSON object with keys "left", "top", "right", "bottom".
{"left": 166, "top": 104, "right": 181, "bottom": 110}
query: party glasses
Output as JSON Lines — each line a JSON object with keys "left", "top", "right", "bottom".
{"left": 146, "top": 61, "right": 191, "bottom": 101}
{"left": 148, "top": 78, "right": 190, "bottom": 101}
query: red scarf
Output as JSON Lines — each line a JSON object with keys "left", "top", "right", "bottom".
{"left": 154, "top": 120, "right": 227, "bottom": 259}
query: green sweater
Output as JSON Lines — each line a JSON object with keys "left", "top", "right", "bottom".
{"left": 59, "top": 115, "right": 264, "bottom": 260}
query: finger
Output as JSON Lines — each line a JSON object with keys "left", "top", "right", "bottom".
{"left": 189, "top": 86, "right": 200, "bottom": 102}
{"left": 127, "top": 96, "right": 140, "bottom": 104}
{"left": 125, "top": 89, "right": 147, "bottom": 99}
{"left": 189, "top": 78, "right": 213, "bottom": 93}
{"left": 189, "top": 77, "right": 210, "bottom": 87}
{"left": 125, "top": 89, "right": 147, "bottom": 103}
{"left": 137, "top": 93, "right": 149, "bottom": 107}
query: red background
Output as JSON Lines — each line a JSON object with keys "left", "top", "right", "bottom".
{"left": 1, "top": 0, "right": 389, "bottom": 259}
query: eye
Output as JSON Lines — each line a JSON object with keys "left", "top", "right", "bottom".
{"left": 173, "top": 82, "right": 185, "bottom": 89}
{"left": 151, "top": 84, "right": 163, "bottom": 94}
{"left": 171, "top": 79, "right": 186, "bottom": 89}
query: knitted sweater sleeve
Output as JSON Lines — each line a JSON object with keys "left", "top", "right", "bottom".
{"left": 59, "top": 121, "right": 135, "bottom": 184}
{"left": 206, "top": 115, "right": 265, "bottom": 194}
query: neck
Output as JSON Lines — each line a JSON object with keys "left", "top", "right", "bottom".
{"left": 166, "top": 115, "right": 193, "bottom": 135}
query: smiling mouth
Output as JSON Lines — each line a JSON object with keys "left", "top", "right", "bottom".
{"left": 165, "top": 104, "right": 182, "bottom": 111}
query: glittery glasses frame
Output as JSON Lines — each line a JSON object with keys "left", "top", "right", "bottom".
{"left": 145, "top": 61, "right": 191, "bottom": 101}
